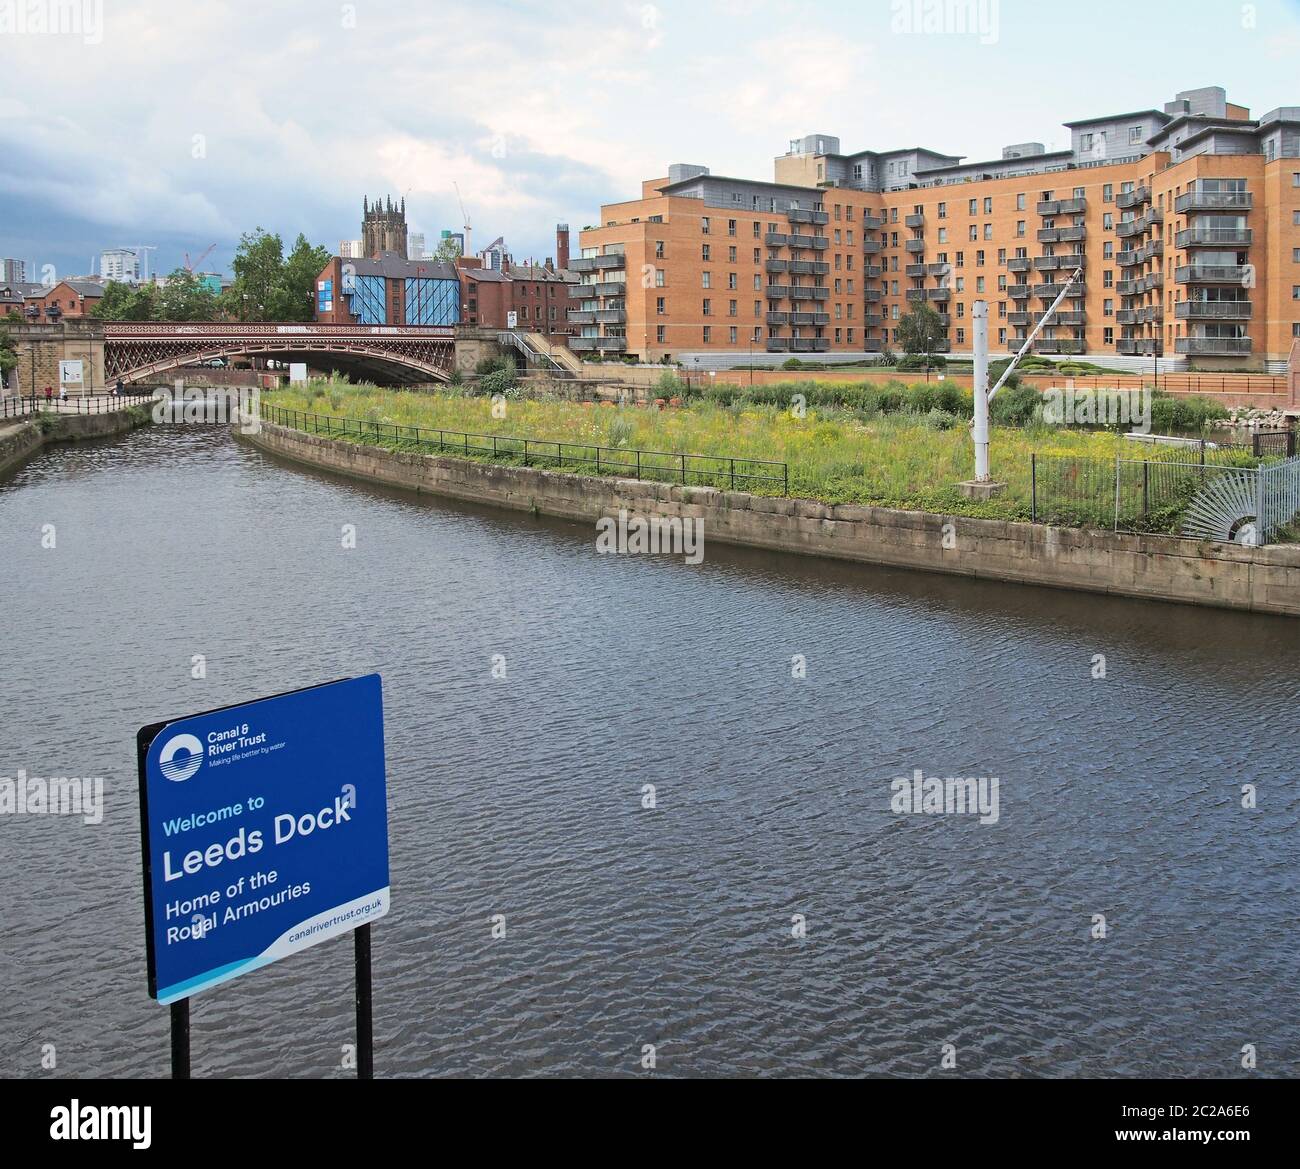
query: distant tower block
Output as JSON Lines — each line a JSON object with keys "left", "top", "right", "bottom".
{"left": 556, "top": 224, "right": 570, "bottom": 271}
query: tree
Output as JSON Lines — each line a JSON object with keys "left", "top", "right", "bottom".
{"left": 224, "top": 227, "right": 285, "bottom": 322}
{"left": 0, "top": 321, "right": 17, "bottom": 386}
{"left": 281, "top": 234, "right": 332, "bottom": 321}
{"left": 222, "top": 228, "right": 329, "bottom": 321}
{"left": 156, "top": 268, "right": 221, "bottom": 322}
{"left": 90, "top": 280, "right": 160, "bottom": 321}
{"left": 895, "top": 302, "right": 947, "bottom": 370}
{"left": 430, "top": 235, "right": 463, "bottom": 264}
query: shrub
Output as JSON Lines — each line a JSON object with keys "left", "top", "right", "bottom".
{"left": 480, "top": 368, "right": 518, "bottom": 396}
{"left": 447, "top": 367, "right": 463, "bottom": 386}
{"left": 655, "top": 370, "right": 686, "bottom": 397}
{"left": 782, "top": 357, "right": 805, "bottom": 370}
{"left": 897, "top": 353, "right": 946, "bottom": 372}
{"left": 475, "top": 355, "right": 515, "bottom": 377}
{"left": 990, "top": 383, "right": 1043, "bottom": 426}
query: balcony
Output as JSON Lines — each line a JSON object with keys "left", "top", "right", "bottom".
{"left": 864, "top": 313, "right": 884, "bottom": 327}
{"left": 1139, "top": 273, "right": 1163, "bottom": 292}
{"left": 791, "top": 260, "right": 830, "bottom": 275}
{"left": 1049, "top": 311, "right": 1087, "bottom": 327}
{"left": 906, "top": 263, "right": 926, "bottom": 277}
{"left": 788, "top": 233, "right": 815, "bottom": 249}
{"left": 927, "top": 288, "right": 951, "bottom": 302}
{"left": 1176, "top": 336, "right": 1252, "bottom": 356}
{"left": 790, "top": 312, "right": 830, "bottom": 326}
{"left": 569, "top": 336, "right": 598, "bottom": 351}
{"left": 1034, "top": 255, "right": 1066, "bottom": 271}
{"left": 906, "top": 289, "right": 926, "bottom": 302}
{"left": 765, "top": 284, "right": 791, "bottom": 299}
{"left": 865, "top": 289, "right": 883, "bottom": 302}
{"left": 568, "top": 281, "right": 624, "bottom": 299}
{"left": 862, "top": 239, "right": 883, "bottom": 254}
{"left": 1175, "top": 300, "right": 1253, "bottom": 320}
{"left": 596, "top": 308, "right": 626, "bottom": 324}
{"left": 1175, "top": 227, "right": 1253, "bottom": 248}
{"left": 1007, "top": 257, "right": 1032, "bottom": 273}
{"left": 1116, "top": 249, "right": 1141, "bottom": 267}
{"left": 1116, "top": 186, "right": 1150, "bottom": 210}
{"left": 766, "top": 339, "right": 790, "bottom": 352}
{"left": 905, "top": 213, "right": 925, "bottom": 228}
{"left": 905, "top": 240, "right": 925, "bottom": 253}
{"left": 1116, "top": 278, "right": 1141, "bottom": 295}
{"left": 566, "top": 310, "right": 596, "bottom": 324}
{"left": 789, "top": 287, "right": 817, "bottom": 300}
{"left": 1035, "top": 282, "right": 1085, "bottom": 298}
{"left": 865, "top": 265, "right": 882, "bottom": 278}
{"left": 1116, "top": 218, "right": 1147, "bottom": 239}
{"left": 595, "top": 337, "right": 627, "bottom": 351}
{"left": 1176, "top": 264, "right": 1250, "bottom": 284}
{"left": 1175, "top": 190, "right": 1253, "bottom": 213}
{"left": 1139, "top": 307, "right": 1163, "bottom": 325}
{"left": 935, "top": 314, "right": 952, "bottom": 327}
{"left": 1037, "top": 197, "right": 1086, "bottom": 216}
{"left": 1034, "top": 340, "right": 1087, "bottom": 355}
{"left": 863, "top": 339, "right": 884, "bottom": 352}
{"left": 1141, "top": 240, "right": 1164, "bottom": 260}
{"left": 1117, "top": 339, "right": 1161, "bottom": 356}
{"left": 1008, "top": 312, "right": 1033, "bottom": 326}
{"left": 1008, "top": 284, "right": 1031, "bottom": 298}
{"left": 765, "top": 259, "right": 789, "bottom": 273}
{"left": 1116, "top": 310, "right": 1139, "bottom": 325}
{"left": 569, "top": 254, "right": 626, "bottom": 273}
{"left": 787, "top": 208, "right": 830, "bottom": 225}
{"left": 766, "top": 312, "right": 789, "bottom": 325}
{"left": 1037, "top": 226, "right": 1087, "bottom": 244}
{"left": 790, "top": 338, "right": 831, "bottom": 353}
{"left": 765, "top": 233, "right": 789, "bottom": 247}
{"left": 925, "top": 263, "right": 951, "bottom": 277}
{"left": 810, "top": 238, "right": 830, "bottom": 251}
{"left": 862, "top": 215, "right": 884, "bottom": 230}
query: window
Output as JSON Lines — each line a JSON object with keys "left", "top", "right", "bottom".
{"left": 938, "top": 202, "right": 947, "bottom": 218}
{"left": 968, "top": 199, "right": 978, "bottom": 215}
{"left": 976, "top": 276, "right": 985, "bottom": 293}
{"left": 1129, "top": 126, "right": 1142, "bottom": 144}
{"left": 1292, "top": 173, "right": 1300, "bottom": 187}
{"left": 1016, "top": 193, "right": 1026, "bottom": 211}
{"left": 656, "top": 297, "right": 665, "bottom": 315}
{"left": 1294, "top": 248, "right": 1300, "bottom": 262}
{"left": 753, "top": 248, "right": 761, "bottom": 264}
{"left": 1103, "top": 184, "right": 1113, "bottom": 203}
{"left": 1016, "top": 221, "right": 1026, "bottom": 237}
{"left": 1104, "top": 327, "right": 1114, "bottom": 345}
{"left": 969, "top": 225, "right": 978, "bottom": 241}
{"left": 729, "top": 326, "right": 738, "bottom": 343}
{"left": 956, "top": 328, "right": 966, "bottom": 344}
{"left": 728, "top": 272, "right": 737, "bottom": 290}
{"left": 976, "top": 250, "right": 985, "bottom": 266}
{"left": 984, "top": 224, "right": 993, "bottom": 240}
{"left": 656, "top": 325, "right": 665, "bottom": 343}
{"left": 702, "top": 325, "right": 711, "bottom": 342}
{"left": 1081, "top": 133, "right": 1093, "bottom": 152}
{"left": 702, "top": 271, "right": 711, "bottom": 288}
{"left": 1293, "top": 286, "right": 1300, "bottom": 300}
{"left": 702, "top": 297, "right": 711, "bottom": 314}
{"left": 1103, "top": 213, "right": 1113, "bottom": 230}
{"left": 702, "top": 244, "right": 711, "bottom": 261}
{"left": 728, "top": 247, "right": 737, "bottom": 263}
{"left": 938, "top": 228, "right": 948, "bottom": 243}
{"left": 984, "top": 197, "right": 993, "bottom": 214}
{"left": 729, "top": 299, "right": 738, "bottom": 316}
{"left": 1103, "top": 270, "right": 1114, "bottom": 288}
{"left": 655, "top": 241, "right": 665, "bottom": 259}
{"left": 728, "top": 219, "right": 737, "bottom": 236}
{"left": 701, "top": 217, "right": 710, "bottom": 234}
{"left": 1103, "top": 299, "right": 1113, "bottom": 317}
{"left": 654, "top": 268, "right": 664, "bottom": 286}
{"left": 753, "top": 222, "right": 761, "bottom": 238}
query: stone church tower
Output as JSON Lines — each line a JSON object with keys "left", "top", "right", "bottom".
{"left": 362, "top": 195, "right": 408, "bottom": 259}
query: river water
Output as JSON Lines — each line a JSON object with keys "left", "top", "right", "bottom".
{"left": 1, "top": 423, "right": 1297, "bottom": 1078}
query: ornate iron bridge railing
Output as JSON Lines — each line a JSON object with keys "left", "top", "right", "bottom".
{"left": 103, "top": 323, "right": 456, "bottom": 384}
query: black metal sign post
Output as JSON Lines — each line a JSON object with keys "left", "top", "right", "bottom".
{"left": 171, "top": 1000, "right": 191, "bottom": 1079}
{"left": 355, "top": 924, "right": 373, "bottom": 1079}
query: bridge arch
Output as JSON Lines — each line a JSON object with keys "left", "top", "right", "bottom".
{"left": 103, "top": 323, "right": 455, "bottom": 386}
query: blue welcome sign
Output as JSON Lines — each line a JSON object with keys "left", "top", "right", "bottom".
{"left": 136, "top": 675, "right": 390, "bottom": 1004}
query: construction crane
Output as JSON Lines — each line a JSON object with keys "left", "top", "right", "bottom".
{"left": 123, "top": 245, "right": 157, "bottom": 282}
{"left": 453, "top": 181, "right": 472, "bottom": 260}
{"left": 184, "top": 244, "right": 216, "bottom": 273}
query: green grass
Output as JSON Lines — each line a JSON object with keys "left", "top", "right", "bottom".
{"left": 265, "top": 379, "right": 1224, "bottom": 526}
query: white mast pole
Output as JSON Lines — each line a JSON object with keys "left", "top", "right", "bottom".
{"left": 972, "top": 300, "right": 990, "bottom": 481}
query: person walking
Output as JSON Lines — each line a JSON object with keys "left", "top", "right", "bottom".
{"left": 114, "top": 378, "right": 124, "bottom": 397}
{"left": 43, "top": 385, "right": 53, "bottom": 405}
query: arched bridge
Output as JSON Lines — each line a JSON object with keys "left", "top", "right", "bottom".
{"left": 103, "top": 323, "right": 456, "bottom": 385}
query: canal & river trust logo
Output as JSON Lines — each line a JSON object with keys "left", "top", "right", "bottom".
{"left": 158, "top": 733, "right": 204, "bottom": 782}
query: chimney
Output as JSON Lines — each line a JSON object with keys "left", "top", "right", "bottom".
{"left": 556, "top": 223, "right": 570, "bottom": 271}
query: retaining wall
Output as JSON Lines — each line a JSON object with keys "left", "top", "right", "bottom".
{"left": 241, "top": 421, "right": 1300, "bottom": 616}
{"left": 0, "top": 409, "right": 151, "bottom": 477}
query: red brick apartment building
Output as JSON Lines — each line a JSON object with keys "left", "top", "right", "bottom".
{"left": 574, "top": 86, "right": 1300, "bottom": 371}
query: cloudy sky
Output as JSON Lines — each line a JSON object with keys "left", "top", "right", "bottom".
{"left": 2, "top": 0, "right": 1299, "bottom": 283}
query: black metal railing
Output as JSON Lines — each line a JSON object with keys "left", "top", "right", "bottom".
{"left": 1, "top": 392, "right": 157, "bottom": 420}
{"left": 261, "top": 402, "right": 789, "bottom": 495}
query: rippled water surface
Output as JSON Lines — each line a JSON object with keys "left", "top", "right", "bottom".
{"left": 1, "top": 424, "right": 1297, "bottom": 1078}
